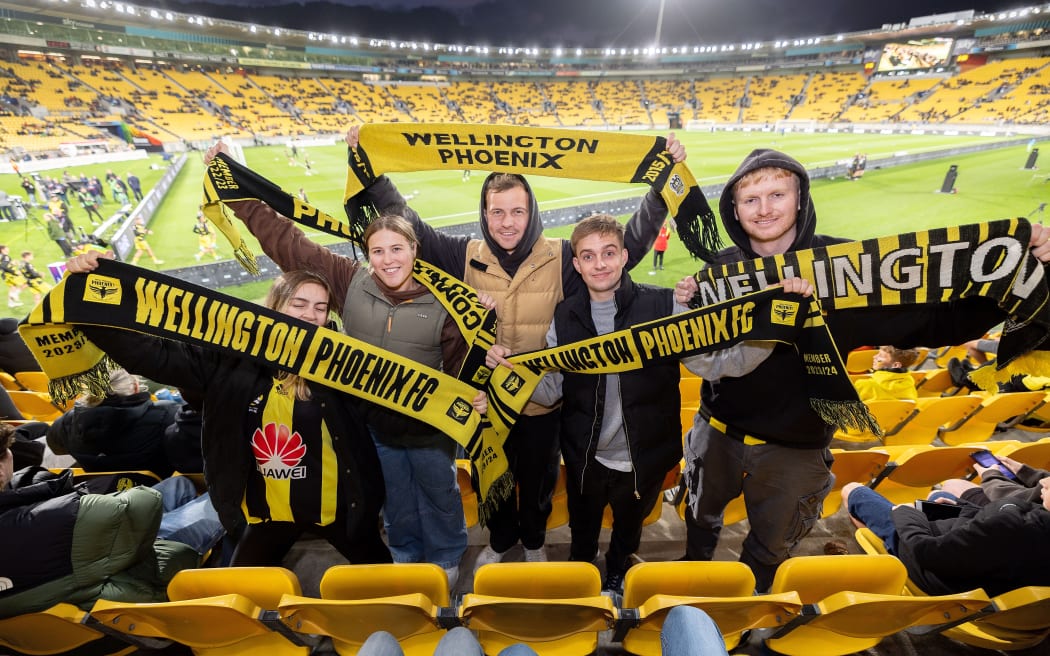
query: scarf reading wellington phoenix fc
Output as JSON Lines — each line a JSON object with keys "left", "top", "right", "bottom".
{"left": 17, "top": 259, "right": 513, "bottom": 519}
{"left": 690, "top": 219, "right": 1050, "bottom": 386}
{"left": 341, "top": 123, "right": 723, "bottom": 262}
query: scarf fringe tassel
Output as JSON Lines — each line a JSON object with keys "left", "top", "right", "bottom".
{"left": 477, "top": 471, "right": 515, "bottom": 528}
{"left": 812, "top": 399, "right": 883, "bottom": 437}
{"left": 343, "top": 199, "right": 380, "bottom": 246}
{"left": 48, "top": 356, "right": 115, "bottom": 405}
{"left": 676, "top": 205, "right": 721, "bottom": 262}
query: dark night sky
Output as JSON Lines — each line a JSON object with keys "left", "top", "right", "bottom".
{"left": 161, "top": 0, "right": 1035, "bottom": 47}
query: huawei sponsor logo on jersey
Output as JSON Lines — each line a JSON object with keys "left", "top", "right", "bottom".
{"left": 252, "top": 423, "right": 307, "bottom": 479}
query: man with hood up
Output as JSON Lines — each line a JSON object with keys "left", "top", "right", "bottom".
{"left": 673, "top": 148, "right": 1050, "bottom": 591}
{"left": 346, "top": 125, "right": 685, "bottom": 570}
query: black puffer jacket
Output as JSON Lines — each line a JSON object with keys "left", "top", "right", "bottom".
{"left": 46, "top": 393, "right": 179, "bottom": 476}
{"left": 555, "top": 275, "right": 681, "bottom": 494}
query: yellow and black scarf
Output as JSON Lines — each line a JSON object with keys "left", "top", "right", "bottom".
{"left": 203, "top": 154, "right": 876, "bottom": 435}
{"left": 341, "top": 123, "right": 722, "bottom": 261}
{"left": 18, "top": 259, "right": 514, "bottom": 517}
{"left": 690, "top": 219, "right": 1050, "bottom": 387}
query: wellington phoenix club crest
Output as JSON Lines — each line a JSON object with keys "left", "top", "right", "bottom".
{"left": 252, "top": 423, "right": 307, "bottom": 479}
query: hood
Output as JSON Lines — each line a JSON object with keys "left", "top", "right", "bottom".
{"left": 718, "top": 149, "right": 817, "bottom": 259}
{"left": 478, "top": 172, "right": 543, "bottom": 277}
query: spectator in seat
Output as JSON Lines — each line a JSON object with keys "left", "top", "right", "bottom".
{"left": 853, "top": 345, "right": 921, "bottom": 402}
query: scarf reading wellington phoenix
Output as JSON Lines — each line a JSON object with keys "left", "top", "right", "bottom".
{"left": 202, "top": 151, "right": 874, "bottom": 434}
{"left": 341, "top": 123, "right": 722, "bottom": 261}
{"left": 18, "top": 260, "right": 510, "bottom": 519}
{"left": 690, "top": 219, "right": 1050, "bottom": 387}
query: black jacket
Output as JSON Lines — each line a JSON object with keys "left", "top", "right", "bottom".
{"left": 81, "top": 327, "right": 385, "bottom": 538}
{"left": 555, "top": 274, "right": 681, "bottom": 493}
{"left": 701, "top": 149, "right": 1009, "bottom": 448}
{"left": 47, "top": 393, "right": 179, "bottom": 477}
{"left": 893, "top": 498, "right": 1050, "bottom": 597}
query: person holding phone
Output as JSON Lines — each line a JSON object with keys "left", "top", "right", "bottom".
{"left": 934, "top": 452, "right": 1048, "bottom": 508}
{"left": 840, "top": 477, "right": 1050, "bottom": 596}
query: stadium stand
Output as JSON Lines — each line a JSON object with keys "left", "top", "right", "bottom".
{"left": 3, "top": 3, "right": 1050, "bottom": 655}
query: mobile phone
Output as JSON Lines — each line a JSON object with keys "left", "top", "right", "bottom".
{"left": 914, "top": 499, "right": 963, "bottom": 520}
{"left": 969, "top": 449, "right": 1019, "bottom": 481}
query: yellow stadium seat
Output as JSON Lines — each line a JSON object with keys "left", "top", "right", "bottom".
{"left": 14, "top": 371, "right": 51, "bottom": 394}
{"left": 0, "top": 603, "right": 134, "bottom": 656}
{"left": 914, "top": 367, "right": 965, "bottom": 397}
{"left": 7, "top": 390, "right": 66, "bottom": 422}
{"left": 0, "top": 371, "right": 22, "bottom": 391}
{"left": 833, "top": 399, "right": 917, "bottom": 443}
{"left": 932, "top": 344, "right": 970, "bottom": 368}
{"left": 678, "top": 377, "right": 702, "bottom": 404}
{"left": 938, "top": 392, "right": 1047, "bottom": 445}
{"left": 942, "top": 586, "right": 1050, "bottom": 651}
{"left": 619, "top": 561, "right": 802, "bottom": 654}
{"left": 993, "top": 437, "right": 1050, "bottom": 471}
{"left": 278, "top": 563, "right": 450, "bottom": 656}
{"left": 882, "top": 395, "right": 984, "bottom": 446}
{"left": 765, "top": 555, "right": 990, "bottom": 656}
{"left": 680, "top": 405, "right": 697, "bottom": 436}
{"left": 460, "top": 562, "right": 616, "bottom": 655}
{"left": 869, "top": 445, "right": 980, "bottom": 506}
{"left": 855, "top": 528, "right": 1050, "bottom": 651}
{"left": 90, "top": 567, "right": 308, "bottom": 656}
{"left": 845, "top": 349, "right": 877, "bottom": 374}
{"left": 821, "top": 449, "right": 890, "bottom": 517}
{"left": 676, "top": 486, "right": 747, "bottom": 526}
{"left": 456, "top": 459, "right": 478, "bottom": 528}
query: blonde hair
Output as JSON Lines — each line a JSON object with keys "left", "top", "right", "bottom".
{"left": 80, "top": 367, "right": 141, "bottom": 407}
{"left": 265, "top": 270, "right": 335, "bottom": 400}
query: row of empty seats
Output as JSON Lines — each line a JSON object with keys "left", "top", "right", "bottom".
{"left": 3, "top": 557, "right": 1045, "bottom": 656}
{"left": 4, "top": 55, "right": 1049, "bottom": 152}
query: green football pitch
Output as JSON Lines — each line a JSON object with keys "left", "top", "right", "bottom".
{"left": 0, "top": 129, "right": 1045, "bottom": 317}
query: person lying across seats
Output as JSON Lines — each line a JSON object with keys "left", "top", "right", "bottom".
{"left": 841, "top": 474, "right": 1050, "bottom": 596}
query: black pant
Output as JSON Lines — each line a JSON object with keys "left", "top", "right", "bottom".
{"left": 231, "top": 518, "right": 391, "bottom": 566}
{"left": 54, "top": 238, "right": 73, "bottom": 258}
{"left": 484, "top": 410, "right": 562, "bottom": 552}
{"left": 566, "top": 460, "right": 664, "bottom": 576}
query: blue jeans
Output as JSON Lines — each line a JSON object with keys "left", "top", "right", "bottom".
{"left": 358, "top": 628, "right": 538, "bottom": 656}
{"left": 153, "top": 476, "right": 225, "bottom": 556}
{"left": 370, "top": 428, "right": 467, "bottom": 569}
{"left": 846, "top": 485, "right": 899, "bottom": 554}
{"left": 661, "top": 606, "right": 730, "bottom": 656}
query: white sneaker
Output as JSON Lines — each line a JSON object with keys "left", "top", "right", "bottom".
{"left": 473, "top": 545, "right": 505, "bottom": 575}
{"left": 523, "top": 546, "right": 548, "bottom": 562}
{"left": 444, "top": 565, "right": 460, "bottom": 592}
